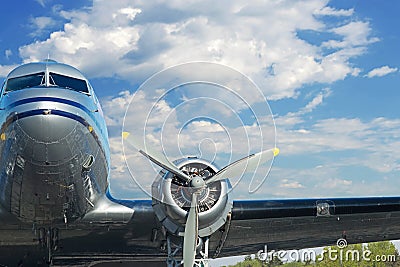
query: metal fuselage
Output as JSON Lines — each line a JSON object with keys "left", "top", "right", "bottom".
{"left": 0, "top": 61, "right": 110, "bottom": 225}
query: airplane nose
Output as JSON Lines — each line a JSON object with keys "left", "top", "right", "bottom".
{"left": 16, "top": 113, "right": 78, "bottom": 142}
{"left": 15, "top": 114, "right": 79, "bottom": 163}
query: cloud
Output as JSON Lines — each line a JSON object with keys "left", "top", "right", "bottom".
{"left": 275, "top": 88, "right": 332, "bottom": 127}
{"left": 5, "top": 49, "right": 12, "bottom": 59}
{"left": 117, "top": 7, "right": 142, "bottom": 21}
{"left": 0, "top": 64, "right": 17, "bottom": 77}
{"left": 322, "top": 21, "right": 379, "bottom": 49}
{"left": 314, "top": 6, "right": 354, "bottom": 17}
{"left": 365, "top": 66, "right": 398, "bottom": 78}
{"left": 316, "top": 177, "right": 352, "bottom": 191}
{"left": 35, "top": 0, "right": 49, "bottom": 7}
{"left": 29, "top": 16, "right": 57, "bottom": 37}
{"left": 279, "top": 179, "right": 304, "bottom": 189}
{"left": 187, "top": 121, "right": 225, "bottom": 133}
{"left": 271, "top": 86, "right": 400, "bottom": 189}
{"left": 276, "top": 113, "right": 400, "bottom": 173}
{"left": 12, "top": 0, "right": 378, "bottom": 101}
{"left": 300, "top": 88, "right": 331, "bottom": 114}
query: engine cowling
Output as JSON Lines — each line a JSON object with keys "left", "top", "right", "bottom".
{"left": 152, "top": 156, "right": 233, "bottom": 237}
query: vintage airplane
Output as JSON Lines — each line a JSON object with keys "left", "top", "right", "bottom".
{"left": 0, "top": 60, "right": 400, "bottom": 266}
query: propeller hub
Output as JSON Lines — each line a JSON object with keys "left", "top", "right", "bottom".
{"left": 190, "top": 177, "right": 205, "bottom": 189}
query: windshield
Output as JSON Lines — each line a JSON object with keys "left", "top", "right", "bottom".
{"left": 5, "top": 72, "right": 45, "bottom": 92}
{"left": 4, "top": 71, "right": 89, "bottom": 94}
{"left": 49, "top": 72, "right": 89, "bottom": 93}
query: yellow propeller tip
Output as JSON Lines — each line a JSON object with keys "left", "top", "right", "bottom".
{"left": 122, "top": 132, "right": 130, "bottom": 139}
{"left": 273, "top": 147, "right": 279, "bottom": 157}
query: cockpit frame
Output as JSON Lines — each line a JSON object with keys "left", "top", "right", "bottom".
{"left": 1, "top": 60, "right": 91, "bottom": 95}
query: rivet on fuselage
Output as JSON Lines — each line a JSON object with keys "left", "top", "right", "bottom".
{"left": 43, "top": 109, "right": 51, "bottom": 115}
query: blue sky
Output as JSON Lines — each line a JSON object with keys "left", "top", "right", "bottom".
{"left": 0, "top": 0, "right": 399, "bottom": 202}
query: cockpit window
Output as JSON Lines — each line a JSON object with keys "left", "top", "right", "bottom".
{"left": 49, "top": 72, "right": 89, "bottom": 93}
{"left": 5, "top": 72, "right": 45, "bottom": 92}
{"left": 3, "top": 71, "right": 89, "bottom": 94}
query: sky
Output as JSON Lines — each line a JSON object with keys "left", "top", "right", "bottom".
{"left": 0, "top": 0, "right": 399, "bottom": 203}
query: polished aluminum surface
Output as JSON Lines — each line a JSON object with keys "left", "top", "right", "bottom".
{"left": 0, "top": 60, "right": 119, "bottom": 224}
{"left": 152, "top": 157, "right": 233, "bottom": 237}
{"left": 6, "top": 60, "right": 87, "bottom": 80}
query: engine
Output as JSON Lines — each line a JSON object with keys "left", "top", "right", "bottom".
{"left": 152, "top": 157, "right": 233, "bottom": 237}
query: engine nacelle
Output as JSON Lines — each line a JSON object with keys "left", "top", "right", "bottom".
{"left": 152, "top": 157, "right": 232, "bottom": 237}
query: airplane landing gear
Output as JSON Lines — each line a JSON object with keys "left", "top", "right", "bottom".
{"left": 165, "top": 234, "right": 210, "bottom": 267}
{"left": 37, "top": 227, "right": 59, "bottom": 263}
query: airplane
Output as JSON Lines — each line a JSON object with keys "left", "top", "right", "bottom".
{"left": 0, "top": 60, "right": 400, "bottom": 267}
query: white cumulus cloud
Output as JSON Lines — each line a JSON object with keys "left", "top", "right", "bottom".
{"left": 314, "top": 6, "right": 354, "bottom": 16}
{"left": 5, "top": 49, "right": 12, "bottom": 59}
{"left": 10, "top": 0, "right": 378, "bottom": 101}
{"left": 365, "top": 66, "right": 398, "bottom": 78}
{"left": 29, "top": 16, "right": 57, "bottom": 37}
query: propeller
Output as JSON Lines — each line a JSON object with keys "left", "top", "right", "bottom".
{"left": 123, "top": 132, "right": 279, "bottom": 185}
{"left": 122, "top": 132, "right": 191, "bottom": 182}
{"left": 205, "top": 147, "right": 279, "bottom": 184}
{"left": 183, "top": 192, "right": 198, "bottom": 267}
{"left": 122, "top": 132, "right": 279, "bottom": 266}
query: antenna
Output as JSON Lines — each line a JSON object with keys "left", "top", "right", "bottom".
{"left": 43, "top": 53, "right": 56, "bottom": 63}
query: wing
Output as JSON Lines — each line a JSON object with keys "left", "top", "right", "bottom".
{"left": 211, "top": 197, "right": 400, "bottom": 258}
{"left": 3, "top": 194, "right": 400, "bottom": 265}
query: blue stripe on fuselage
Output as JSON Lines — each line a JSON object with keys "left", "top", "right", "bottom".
{"left": 5, "top": 96, "right": 93, "bottom": 117}
{"left": 4, "top": 96, "right": 103, "bottom": 135}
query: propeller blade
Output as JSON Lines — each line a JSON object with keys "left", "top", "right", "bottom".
{"left": 205, "top": 148, "right": 279, "bottom": 185}
{"left": 122, "top": 132, "right": 191, "bottom": 182}
{"left": 183, "top": 193, "right": 198, "bottom": 267}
